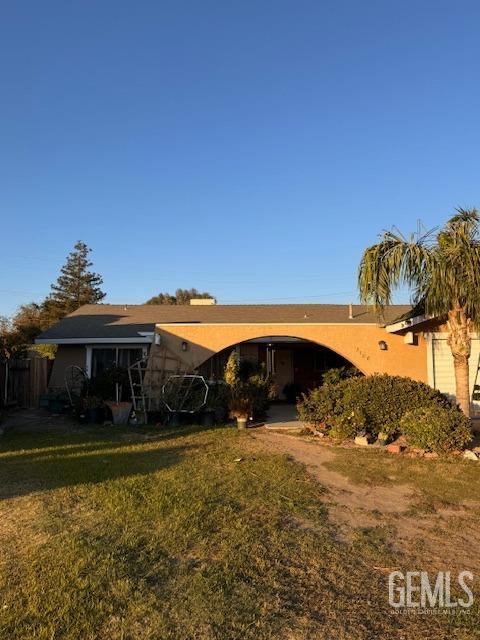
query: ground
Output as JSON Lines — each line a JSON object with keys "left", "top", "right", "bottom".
{"left": 1, "top": 412, "right": 479, "bottom": 639}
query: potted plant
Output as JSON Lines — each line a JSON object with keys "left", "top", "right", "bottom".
{"left": 229, "top": 394, "right": 252, "bottom": 429}
{"left": 82, "top": 396, "right": 105, "bottom": 424}
{"left": 224, "top": 351, "right": 273, "bottom": 428}
{"left": 95, "top": 365, "right": 132, "bottom": 425}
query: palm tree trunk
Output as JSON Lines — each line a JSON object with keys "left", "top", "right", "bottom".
{"left": 446, "top": 307, "right": 472, "bottom": 417}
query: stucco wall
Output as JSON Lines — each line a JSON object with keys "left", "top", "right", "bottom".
{"left": 49, "top": 345, "right": 86, "bottom": 389}
{"left": 155, "top": 323, "right": 428, "bottom": 382}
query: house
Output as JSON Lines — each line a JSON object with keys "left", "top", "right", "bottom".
{"left": 32, "top": 300, "right": 406, "bottom": 379}
{"left": 35, "top": 299, "right": 480, "bottom": 411}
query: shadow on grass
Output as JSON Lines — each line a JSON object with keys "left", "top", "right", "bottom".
{"left": 0, "top": 441, "right": 198, "bottom": 501}
{"left": 0, "top": 421, "right": 228, "bottom": 456}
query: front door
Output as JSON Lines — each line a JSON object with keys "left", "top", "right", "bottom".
{"left": 273, "top": 349, "right": 294, "bottom": 400}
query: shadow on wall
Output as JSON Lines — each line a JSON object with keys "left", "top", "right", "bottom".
{"left": 156, "top": 327, "right": 369, "bottom": 375}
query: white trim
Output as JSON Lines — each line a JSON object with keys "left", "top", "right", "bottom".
{"left": 425, "top": 333, "right": 435, "bottom": 387}
{"left": 85, "top": 346, "right": 93, "bottom": 378}
{"left": 86, "top": 344, "right": 150, "bottom": 379}
{"left": 385, "top": 314, "right": 433, "bottom": 333}
{"left": 35, "top": 337, "right": 153, "bottom": 345}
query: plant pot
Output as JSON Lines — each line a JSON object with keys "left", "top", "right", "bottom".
{"left": 105, "top": 401, "right": 132, "bottom": 425}
{"left": 168, "top": 412, "right": 181, "bottom": 427}
{"left": 237, "top": 417, "right": 248, "bottom": 430}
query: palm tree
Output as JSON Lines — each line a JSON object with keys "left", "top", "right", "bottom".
{"left": 358, "top": 208, "right": 480, "bottom": 416}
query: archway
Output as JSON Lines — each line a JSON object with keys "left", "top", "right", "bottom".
{"left": 198, "top": 335, "right": 360, "bottom": 401}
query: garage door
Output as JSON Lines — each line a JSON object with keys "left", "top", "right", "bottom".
{"left": 431, "top": 336, "right": 480, "bottom": 415}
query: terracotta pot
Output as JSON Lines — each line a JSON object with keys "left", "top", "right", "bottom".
{"left": 105, "top": 401, "right": 132, "bottom": 425}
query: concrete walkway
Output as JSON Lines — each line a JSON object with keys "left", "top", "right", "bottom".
{"left": 264, "top": 403, "right": 303, "bottom": 430}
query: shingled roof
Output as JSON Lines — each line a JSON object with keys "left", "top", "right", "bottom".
{"left": 36, "top": 303, "right": 412, "bottom": 343}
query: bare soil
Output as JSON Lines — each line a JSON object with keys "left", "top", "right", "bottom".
{"left": 250, "top": 430, "right": 480, "bottom": 574}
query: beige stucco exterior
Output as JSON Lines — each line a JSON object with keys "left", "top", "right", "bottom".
{"left": 49, "top": 345, "right": 86, "bottom": 388}
{"left": 155, "top": 322, "right": 428, "bottom": 381}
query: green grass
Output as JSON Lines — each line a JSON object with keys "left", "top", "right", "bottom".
{"left": 0, "top": 423, "right": 479, "bottom": 639}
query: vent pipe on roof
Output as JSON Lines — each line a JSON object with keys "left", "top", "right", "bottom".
{"left": 348, "top": 303, "right": 353, "bottom": 320}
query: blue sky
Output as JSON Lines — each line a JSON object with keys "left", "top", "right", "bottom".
{"left": 1, "top": 0, "right": 479, "bottom": 316}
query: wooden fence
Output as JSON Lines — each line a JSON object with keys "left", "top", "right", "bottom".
{"left": 0, "top": 357, "right": 50, "bottom": 409}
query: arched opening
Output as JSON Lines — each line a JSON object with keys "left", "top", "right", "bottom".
{"left": 198, "top": 335, "right": 360, "bottom": 402}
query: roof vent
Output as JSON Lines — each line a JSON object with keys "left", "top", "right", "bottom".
{"left": 348, "top": 303, "right": 353, "bottom": 320}
{"left": 190, "top": 298, "right": 216, "bottom": 305}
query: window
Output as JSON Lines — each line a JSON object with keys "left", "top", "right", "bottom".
{"left": 91, "top": 347, "right": 145, "bottom": 378}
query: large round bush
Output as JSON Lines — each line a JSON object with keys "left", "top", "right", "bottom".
{"left": 297, "top": 374, "right": 457, "bottom": 438}
{"left": 400, "top": 406, "right": 472, "bottom": 453}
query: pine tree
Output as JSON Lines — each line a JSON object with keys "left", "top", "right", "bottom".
{"left": 48, "top": 241, "right": 105, "bottom": 317}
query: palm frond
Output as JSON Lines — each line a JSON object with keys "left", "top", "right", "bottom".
{"left": 358, "top": 229, "right": 433, "bottom": 314}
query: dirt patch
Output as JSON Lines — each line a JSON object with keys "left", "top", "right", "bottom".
{"left": 252, "top": 431, "right": 413, "bottom": 515}
{"left": 394, "top": 510, "right": 480, "bottom": 572}
{"left": 250, "top": 430, "right": 480, "bottom": 572}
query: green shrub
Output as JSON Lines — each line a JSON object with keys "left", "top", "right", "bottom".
{"left": 297, "top": 374, "right": 455, "bottom": 438}
{"left": 322, "top": 366, "right": 361, "bottom": 386}
{"left": 297, "top": 382, "right": 345, "bottom": 427}
{"left": 224, "top": 352, "right": 273, "bottom": 420}
{"left": 400, "top": 406, "right": 472, "bottom": 454}
{"left": 205, "top": 381, "right": 229, "bottom": 412}
{"left": 329, "top": 408, "right": 366, "bottom": 440}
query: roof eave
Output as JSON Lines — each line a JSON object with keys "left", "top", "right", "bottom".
{"left": 385, "top": 314, "right": 435, "bottom": 334}
{"left": 35, "top": 336, "right": 154, "bottom": 345}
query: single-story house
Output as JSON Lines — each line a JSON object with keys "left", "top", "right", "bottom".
{"left": 36, "top": 300, "right": 480, "bottom": 412}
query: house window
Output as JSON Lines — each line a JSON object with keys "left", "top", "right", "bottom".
{"left": 91, "top": 347, "right": 145, "bottom": 378}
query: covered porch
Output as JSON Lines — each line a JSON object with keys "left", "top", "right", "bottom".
{"left": 198, "top": 336, "right": 356, "bottom": 401}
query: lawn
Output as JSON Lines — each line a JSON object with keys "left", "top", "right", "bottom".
{"left": 0, "top": 421, "right": 479, "bottom": 639}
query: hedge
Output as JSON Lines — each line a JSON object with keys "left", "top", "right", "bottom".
{"left": 297, "top": 374, "right": 458, "bottom": 440}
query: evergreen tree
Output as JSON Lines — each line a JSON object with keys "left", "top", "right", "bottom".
{"left": 48, "top": 241, "right": 105, "bottom": 317}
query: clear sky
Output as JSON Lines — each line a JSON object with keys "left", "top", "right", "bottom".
{"left": 1, "top": 0, "right": 479, "bottom": 317}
